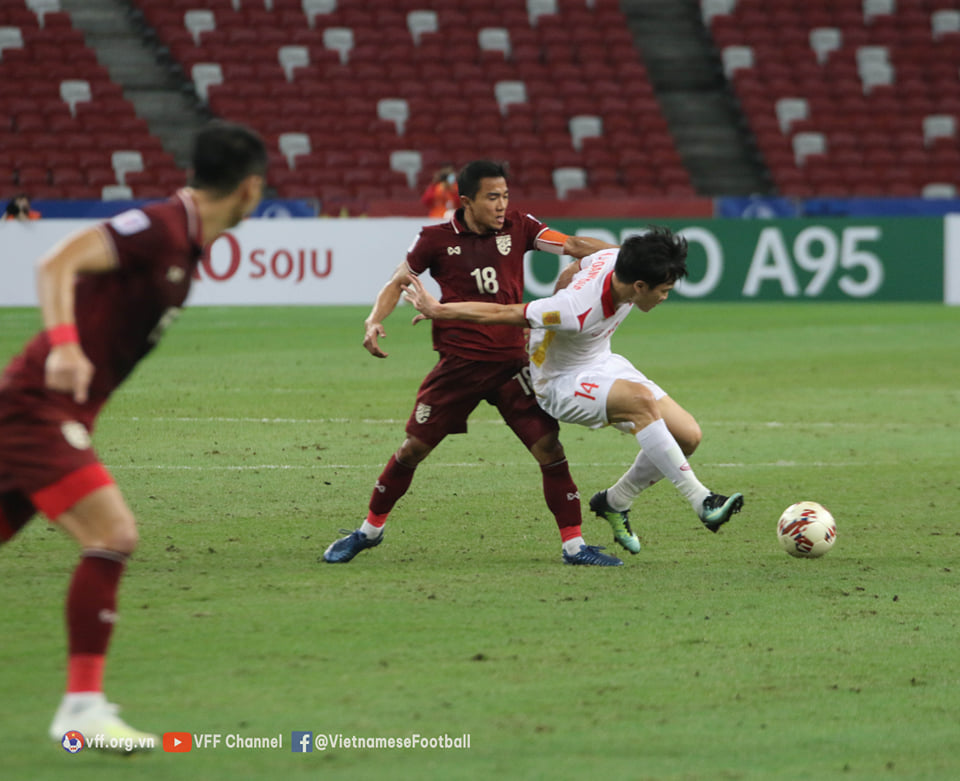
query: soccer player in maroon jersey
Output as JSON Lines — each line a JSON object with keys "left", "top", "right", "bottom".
{"left": 323, "top": 160, "right": 623, "bottom": 566}
{"left": 0, "top": 122, "right": 266, "bottom": 752}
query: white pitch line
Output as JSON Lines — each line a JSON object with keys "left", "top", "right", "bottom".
{"left": 106, "top": 460, "right": 874, "bottom": 471}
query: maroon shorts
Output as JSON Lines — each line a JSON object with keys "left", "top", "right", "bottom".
{"left": 405, "top": 353, "right": 559, "bottom": 449}
{"left": 0, "top": 405, "right": 114, "bottom": 536}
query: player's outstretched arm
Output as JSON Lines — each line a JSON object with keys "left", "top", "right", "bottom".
{"left": 37, "top": 227, "right": 117, "bottom": 403}
{"left": 363, "top": 261, "right": 413, "bottom": 358}
{"left": 534, "top": 231, "right": 616, "bottom": 260}
{"left": 561, "top": 235, "right": 618, "bottom": 259}
{"left": 402, "top": 276, "right": 527, "bottom": 326}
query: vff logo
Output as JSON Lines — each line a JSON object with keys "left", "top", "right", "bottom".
{"left": 292, "top": 731, "right": 312, "bottom": 753}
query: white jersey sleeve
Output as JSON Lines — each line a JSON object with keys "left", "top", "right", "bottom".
{"left": 524, "top": 290, "right": 581, "bottom": 332}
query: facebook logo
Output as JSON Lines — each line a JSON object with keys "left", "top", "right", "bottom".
{"left": 291, "top": 731, "right": 313, "bottom": 753}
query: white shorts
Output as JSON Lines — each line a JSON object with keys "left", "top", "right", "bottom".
{"left": 534, "top": 353, "right": 666, "bottom": 431}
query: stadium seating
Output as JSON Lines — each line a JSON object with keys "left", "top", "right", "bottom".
{"left": 707, "top": 0, "right": 960, "bottom": 197}
{"left": 134, "top": 0, "right": 688, "bottom": 206}
{"left": 0, "top": 0, "right": 183, "bottom": 200}
{"left": 552, "top": 166, "right": 587, "bottom": 199}
{"left": 2, "top": 0, "right": 693, "bottom": 207}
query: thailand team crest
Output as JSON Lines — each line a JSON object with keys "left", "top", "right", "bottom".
{"left": 415, "top": 402, "right": 432, "bottom": 423}
{"left": 496, "top": 235, "right": 511, "bottom": 255}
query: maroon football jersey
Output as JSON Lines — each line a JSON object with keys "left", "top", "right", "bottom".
{"left": 406, "top": 208, "right": 548, "bottom": 361}
{"left": 0, "top": 191, "right": 204, "bottom": 426}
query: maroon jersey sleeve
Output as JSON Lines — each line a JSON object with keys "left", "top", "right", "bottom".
{"left": 519, "top": 211, "right": 550, "bottom": 251}
{"left": 405, "top": 226, "right": 432, "bottom": 276}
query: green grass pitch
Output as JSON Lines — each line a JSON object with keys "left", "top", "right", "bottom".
{"left": 1, "top": 301, "right": 958, "bottom": 780}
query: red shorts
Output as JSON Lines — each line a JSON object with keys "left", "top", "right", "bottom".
{"left": 405, "top": 353, "right": 559, "bottom": 449}
{"left": 0, "top": 405, "right": 114, "bottom": 534}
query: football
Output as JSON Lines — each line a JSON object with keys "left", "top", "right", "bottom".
{"left": 777, "top": 501, "right": 837, "bottom": 558}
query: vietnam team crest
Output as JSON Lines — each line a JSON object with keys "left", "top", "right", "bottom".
{"left": 415, "top": 403, "right": 432, "bottom": 423}
{"left": 61, "top": 731, "right": 85, "bottom": 753}
{"left": 496, "top": 235, "right": 511, "bottom": 255}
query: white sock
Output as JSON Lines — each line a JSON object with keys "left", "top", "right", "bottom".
{"left": 606, "top": 450, "right": 663, "bottom": 511}
{"left": 634, "top": 419, "right": 710, "bottom": 512}
{"left": 359, "top": 521, "right": 384, "bottom": 539}
{"left": 58, "top": 691, "right": 105, "bottom": 712}
{"left": 563, "top": 536, "right": 586, "bottom": 556}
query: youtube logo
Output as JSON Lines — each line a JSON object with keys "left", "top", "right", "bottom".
{"left": 163, "top": 732, "right": 192, "bottom": 753}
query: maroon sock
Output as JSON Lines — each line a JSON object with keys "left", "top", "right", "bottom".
{"left": 541, "top": 459, "right": 583, "bottom": 540}
{"left": 65, "top": 550, "right": 127, "bottom": 692}
{"left": 368, "top": 453, "right": 417, "bottom": 519}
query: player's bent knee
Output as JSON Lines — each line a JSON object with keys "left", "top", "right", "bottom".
{"left": 397, "top": 436, "right": 432, "bottom": 466}
{"left": 530, "top": 433, "right": 565, "bottom": 464}
{"left": 56, "top": 504, "right": 139, "bottom": 554}
{"left": 89, "top": 513, "right": 138, "bottom": 554}
{"left": 677, "top": 424, "right": 703, "bottom": 456}
{"left": 107, "top": 518, "right": 139, "bottom": 555}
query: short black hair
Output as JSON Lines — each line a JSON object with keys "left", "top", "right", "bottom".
{"left": 457, "top": 160, "right": 508, "bottom": 200}
{"left": 188, "top": 121, "right": 268, "bottom": 196}
{"left": 615, "top": 227, "right": 689, "bottom": 287}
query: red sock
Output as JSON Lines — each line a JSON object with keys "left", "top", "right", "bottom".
{"left": 364, "top": 511, "right": 389, "bottom": 529}
{"left": 367, "top": 453, "right": 417, "bottom": 520}
{"left": 65, "top": 550, "right": 127, "bottom": 693}
{"left": 540, "top": 459, "right": 583, "bottom": 541}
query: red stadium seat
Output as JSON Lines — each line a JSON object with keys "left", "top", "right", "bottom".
{"left": 0, "top": 0, "right": 683, "bottom": 204}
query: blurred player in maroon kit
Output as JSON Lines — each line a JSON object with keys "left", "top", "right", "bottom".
{"left": 0, "top": 122, "right": 266, "bottom": 752}
{"left": 323, "top": 160, "right": 623, "bottom": 566}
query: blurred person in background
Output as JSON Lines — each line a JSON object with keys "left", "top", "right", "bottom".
{"left": 421, "top": 164, "right": 459, "bottom": 219}
{"left": 4, "top": 193, "right": 41, "bottom": 221}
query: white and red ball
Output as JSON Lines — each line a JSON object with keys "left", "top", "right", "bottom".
{"left": 777, "top": 501, "right": 837, "bottom": 558}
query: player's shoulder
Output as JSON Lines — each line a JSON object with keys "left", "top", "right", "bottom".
{"left": 570, "top": 249, "right": 618, "bottom": 292}
{"left": 594, "top": 247, "right": 620, "bottom": 263}
{"left": 419, "top": 218, "right": 456, "bottom": 237}
{"left": 107, "top": 196, "right": 176, "bottom": 236}
{"left": 410, "top": 217, "right": 456, "bottom": 250}
{"left": 506, "top": 208, "right": 546, "bottom": 227}
{"left": 106, "top": 195, "right": 195, "bottom": 259}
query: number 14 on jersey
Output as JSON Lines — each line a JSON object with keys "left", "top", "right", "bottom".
{"left": 574, "top": 382, "right": 599, "bottom": 400}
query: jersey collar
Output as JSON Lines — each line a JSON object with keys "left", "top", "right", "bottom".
{"left": 451, "top": 208, "right": 511, "bottom": 236}
{"left": 601, "top": 271, "right": 618, "bottom": 317}
{"left": 176, "top": 188, "right": 204, "bottom": 248}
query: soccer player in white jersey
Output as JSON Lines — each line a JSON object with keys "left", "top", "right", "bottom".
{"left": 400, "top": 227, "right": 744, "bottom": 553}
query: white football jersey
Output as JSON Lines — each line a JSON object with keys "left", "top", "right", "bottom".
{"left": 523, "top": 248, "right": 634, "bottom": 388}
